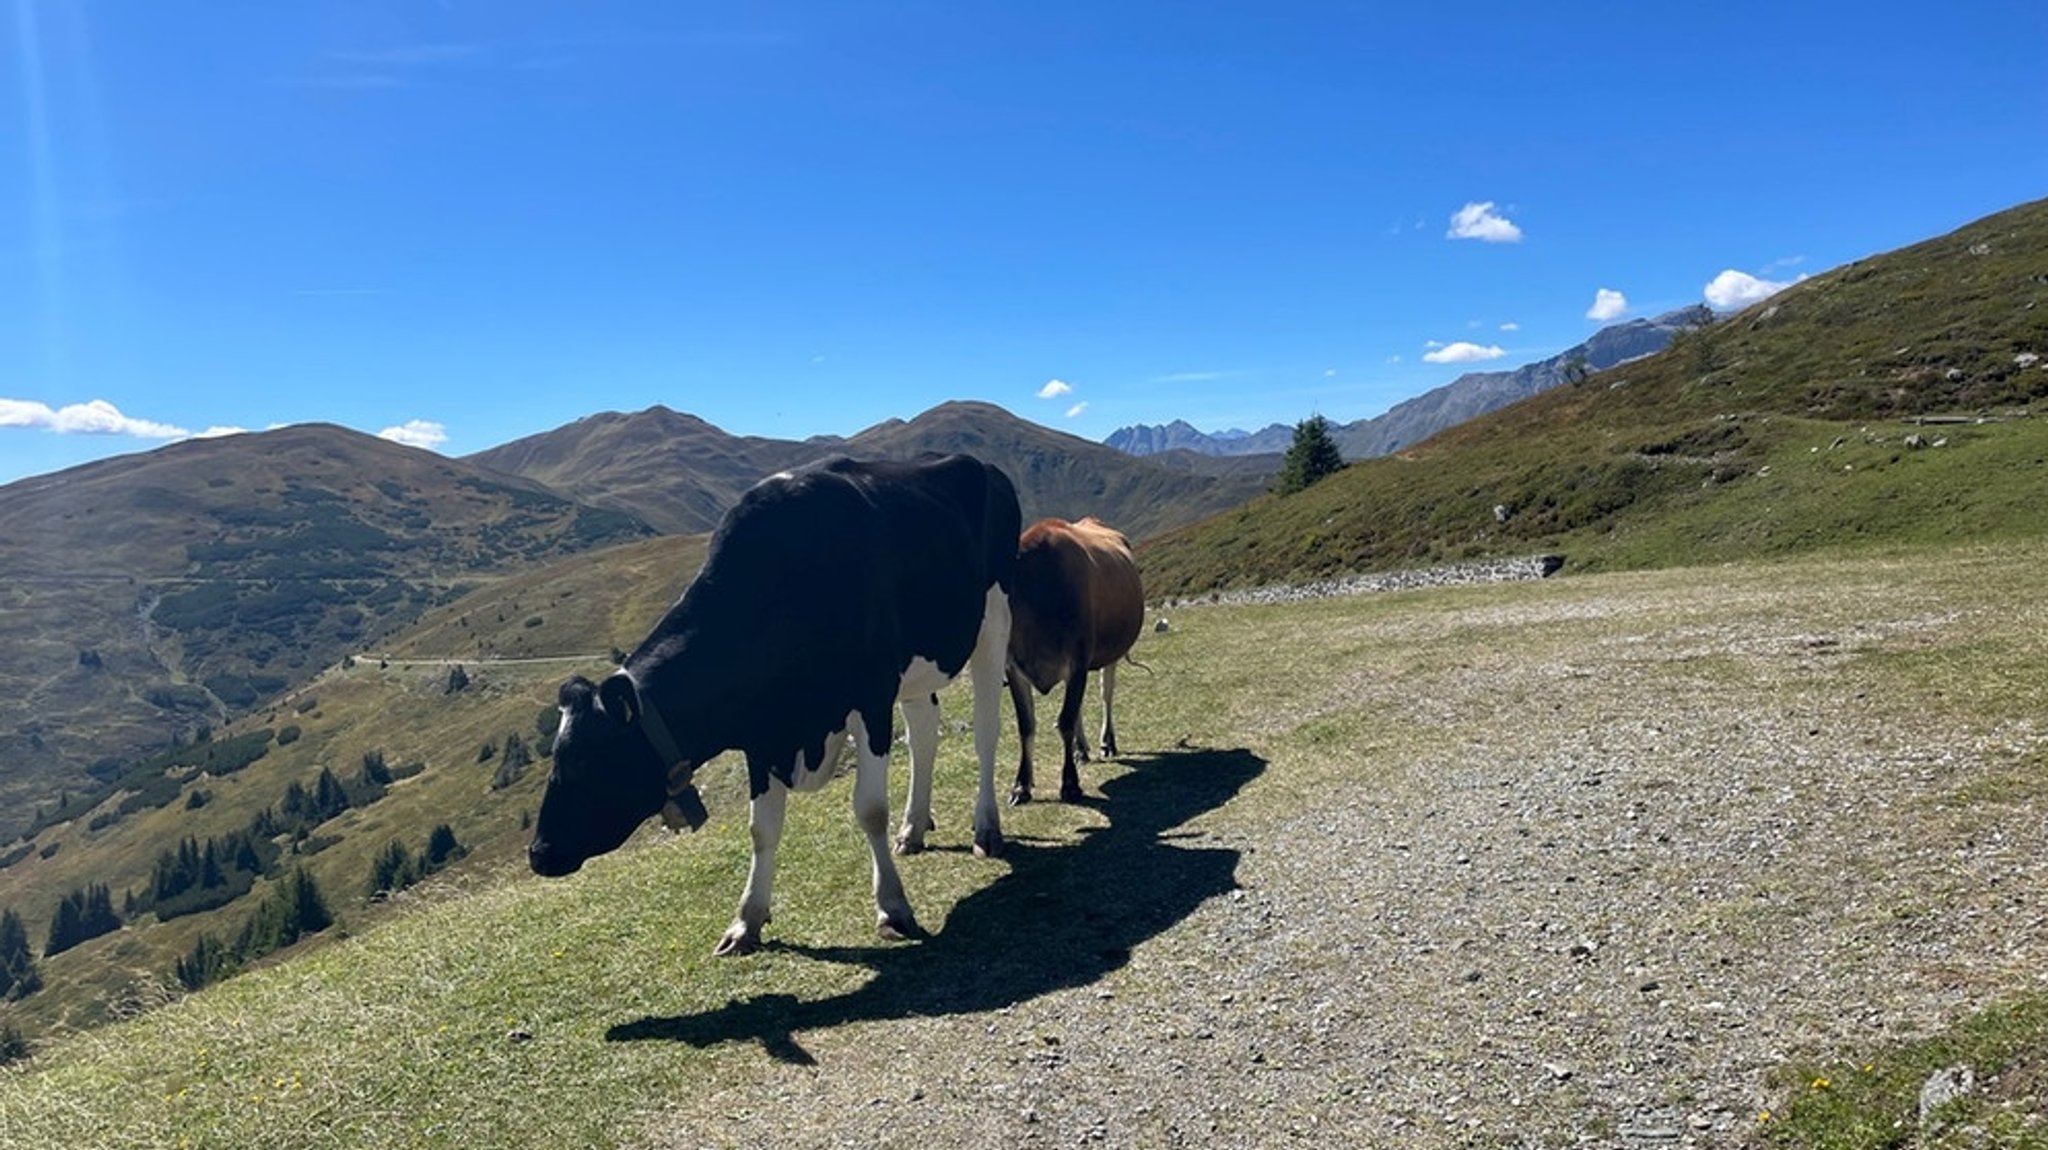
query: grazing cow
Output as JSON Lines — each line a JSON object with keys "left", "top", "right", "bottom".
{"left": 527, "top": 454, "right": 1020, "bottom": 956}
{"left": 1005, "top": 517, "right": 1145, "bottom": 805}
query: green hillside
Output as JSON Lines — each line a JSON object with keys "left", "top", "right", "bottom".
{"left": 1140, "top": 197, "right": 2048, "bottom": 596}
{"left": 0, "top": 425, "right": 654, "bottom": 840}
{"left": 0, "top": 534, "right": 707, "bottom": 1037}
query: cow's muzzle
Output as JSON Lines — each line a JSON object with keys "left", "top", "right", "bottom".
{"left": 528, "top": 842, "right": 583, "bottom": 877}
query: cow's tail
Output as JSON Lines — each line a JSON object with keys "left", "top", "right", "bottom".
{"left": 1122, "top": 652, "right": 1154, "bottom": 675}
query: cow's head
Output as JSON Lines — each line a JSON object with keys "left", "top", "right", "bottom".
{"left": 528, "top": 673, "right": 670, "bottom": 877}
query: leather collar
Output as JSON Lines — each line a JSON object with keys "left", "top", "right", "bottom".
{"left": 625, "top": 671, "right": 708, "bottom": 832}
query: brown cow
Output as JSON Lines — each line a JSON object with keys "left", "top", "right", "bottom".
{"left": 1006, "top": 517, "right": 1144, "bottom": 804}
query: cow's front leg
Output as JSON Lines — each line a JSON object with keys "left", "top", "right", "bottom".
{"left": 895, "top": 693, "right": 941, "bottom": 855}
{"left": 717, "top": 780, "right": 786, "bottom": 956}
{"left": 851, "top": 709, "right": 918, "bottom": 939}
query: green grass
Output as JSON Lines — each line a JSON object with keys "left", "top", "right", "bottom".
{"left": 1765, "top": 999, "right": 2048, "bottom": 1149}
{"left": 4, "top": 542, "right": 2048, "bottom": 1146}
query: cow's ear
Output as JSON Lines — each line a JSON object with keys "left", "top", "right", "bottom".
{"left": 559, "top": 676, "right": 598, "bottom": 713}
{"left": 598, "top": 672, "right": 640, "bottom": 726}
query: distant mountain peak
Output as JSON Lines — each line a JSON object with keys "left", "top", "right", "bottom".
{"left": 1104, "top": 419, "right": 1293, "bottom": 458}
{"left": 1107, "top": 307, "right": 1714, "bottom": 462}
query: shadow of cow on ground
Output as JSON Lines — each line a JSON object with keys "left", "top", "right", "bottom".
{"left": 606, "top": 746, "right": 1265, "bottom": 1064}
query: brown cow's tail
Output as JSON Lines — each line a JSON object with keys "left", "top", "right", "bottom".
{"left": 1122, "top": 652, "right": 1154, "bottom": 675}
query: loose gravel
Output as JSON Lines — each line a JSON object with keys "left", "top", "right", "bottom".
{"left": 638, "top": 556, "right": 2048, "bottom": 1149}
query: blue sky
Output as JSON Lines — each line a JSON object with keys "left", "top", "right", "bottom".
{"left": 3, "top": 1, "right": 2043, "bottom": 486}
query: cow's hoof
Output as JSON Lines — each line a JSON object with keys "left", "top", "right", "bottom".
{"left": 713, "top": 923, "right": 761, "bottom": 957}
{"left": 972, "top": 828, "right": 1005, "bottom": 859}
{"left": 1059, "top": 783, "right": 1085, "bottom": 804}
{"left": 1102, "top": 740, "right": 1119, "bottom": 758}
{"left": 893, "top": 835, "right": 926, "bottom": 857}
{"left": 877, "top": 911, "right": 922, "bottom": 942}
{"left": 1008, "top": 785, "right": 1032, "bottom": 807}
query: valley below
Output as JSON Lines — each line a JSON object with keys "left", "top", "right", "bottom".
{"left": 2, "top": 540, "right": 2043, "bottom": 1147}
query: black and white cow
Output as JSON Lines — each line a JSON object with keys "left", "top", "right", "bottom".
{"left": 527, "top": 454, "right": 1021, "bottom": 955}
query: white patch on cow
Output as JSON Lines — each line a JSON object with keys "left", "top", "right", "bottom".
{"left": 898, "top": 656, "right": 949, "bottom": 701}
{"left": 787, "top": 725, "right": 849, "bottom": 793}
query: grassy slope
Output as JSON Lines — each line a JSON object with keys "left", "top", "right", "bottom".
{"left": 0, "top": 541, "right": 2044, "bottom": 1147}
{"left": 1140, "top": 197, "right": 2048, "bottom": 597}
{"left": 0, "top": 424, "right": 653, "bottom": 840}
{"left": 0, "top": 535, "right": 710, "bottom": 1036}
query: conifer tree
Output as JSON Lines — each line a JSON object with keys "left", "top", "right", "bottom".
{"left": 43, "top": 896, "right": 80, "bottom": 957}
{"left": 367, "top": 841, "right": 420, "bottom": 898}
{"left": 0, "top": 1021, "right": 28, "bottom": 1065}
{"left": 313, "top": 768, "right": 349, "bottom": 821}
{"left": 424, "top": 824, "right": 465, "bottom": 869}
{"left": 1275, "top": 414, "right": 1346, "bottom": 495}
{"left": 0, "top": 910, "right": 40, "bottom": 1000}
{"left": 174, "top": 932, "right": 233, "bottom": 991}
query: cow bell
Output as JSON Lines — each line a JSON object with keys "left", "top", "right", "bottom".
{"left": 661, "top": 783, "right": 709, "bottom": 832}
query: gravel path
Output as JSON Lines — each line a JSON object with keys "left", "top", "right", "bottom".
{"left": 637, "top": 557, "right": 2048, "bottom": 1149}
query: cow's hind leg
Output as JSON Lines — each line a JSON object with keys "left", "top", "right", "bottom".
{"left": 971, "top": 586, "right": 1011, "bottom": 857}
{"left": 1099, "top": 660, "right": 1120, "bottom": 758}
{"left": 717, "top": 780, "right": 786, "bottom": 957}
{"left": 1056, "top": 670, "right": 1089, "bottom": 803}
{"left": 1008, "top": 664, "right": 1038, "bottom": 806}
{"left": 895, "top": 693, "right": 941, "bottom": 855}
{"left": 851, "top": 709, "right": 918, "bottom": 939}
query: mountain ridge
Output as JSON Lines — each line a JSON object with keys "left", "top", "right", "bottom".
{"left": 470, "top": 399, "right": 1272, "bottom": 542}
{"left": 1105, "top": 305, "right": 1714, "bottom": 460}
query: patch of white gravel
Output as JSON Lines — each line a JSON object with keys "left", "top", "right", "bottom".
{"left": 637, "top": 563, "right": 2048, "bottom": 1149}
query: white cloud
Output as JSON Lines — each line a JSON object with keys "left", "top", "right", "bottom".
{"left": 1447, "top": 201, "right": 1522, "bottom": 243}
{"left": 378, "top": 419, "right": 449, "bottom": 449}
{"left": 1703, "top": 269, "right": 1798, "bottom": 310}
{"left": 0, "top": 398, "right": 189, "bottom": 439}
{"left": 1422, "top": 342, "right": 1507, "bottom": 365}
{"left": 1065, "top": 401, "right": 1088, "bottom": 419}
{"left": 1036, "top": 378, "right": 1072, "bottom": 399}
{"left": 193, "top": 425, "right": 250, "bottom": 439}
{"left": 1500, "top": 321, "right": 1520, "bottom": 332}
{"left": 1386, "top": 355, "right": 1402, "bottom": 364}
{"left": 1423, "top": 339, "right": 1444, "bottom": 349}
{"left": 1323, "top": 368, "right": 1337, "bottom": 378}
{"left": 1586, "top": 288, "right": 1629, "bottom": 322}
